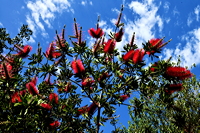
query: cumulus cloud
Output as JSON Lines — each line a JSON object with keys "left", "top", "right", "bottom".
{"left": 163, "top": 28, "right": 200, "bottom": 67}
{"left": 26, "top": 0, "right": 74, "bottom": 42}
{"left": 126, "top": 0, "right": 163, "bottom": 48}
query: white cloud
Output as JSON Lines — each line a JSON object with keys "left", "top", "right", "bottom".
{"left": 126, "top": 0, "right": 163, "bottom": 48}
{"left": 163, "top": 1, "right": 170, "bottom": 12}
{"left": 194, "top": 5, "right": 200, "bottom": 21}
{"left": 172, "top": 7, "right": 180, "bottom": 16}
{"left": 165, "top": 18, "right": 170, "bottom": 23}
{"left": 81, "top": 1, "right": 86, "bottom": 6}
{"left": 99, "top": 20, "right": 106, "bottom": 27}
{"left": 163, "top": 28, "right": 200, "bottom": 68}
{"left": 81, "top": 0, "right": 93, "bottom": 6}
{"left": 26, "top": 0, "right": 73, "bottom": 42}
{"left": 187, "top": 13, "right": 193, "bottom": 26}
{"left": 0, "top": 22, "right": 3, "bottom": 27}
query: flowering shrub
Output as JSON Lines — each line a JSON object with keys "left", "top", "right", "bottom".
{"left": 0, "top": 5, "right": 198, "bottom": 133}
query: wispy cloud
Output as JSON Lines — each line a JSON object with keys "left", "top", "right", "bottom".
{"left": 187, "top": 13, "right": 193, "bottom": 26}
{"left": 194, "top": 5, "right": 200, "bottom": 21}
{"left": 81, "top": 0, "right": 93, "bottom": 6}
{"left": 172, "top": 7, "right": 180, "bottom": 16}
{"left": 163, "top": 28, "right": 200, "bottom": 67}
{"left": 26, "top": 0, "right": 74, "bottom": 42}
{"left": 163, "top": 1, "right": 170, "bottom": 13}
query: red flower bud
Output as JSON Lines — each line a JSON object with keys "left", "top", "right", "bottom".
{"left": 119, "top": 94, "right": 130, "bottom": 101}
{"left": 49, "top": 121, "right": 60, "bottom": 128}
{"left": 71, "top": 59, "right": 85, "bottom": 74}
{"left": 45, "top": 42, "right": 61, "bottom": 60}
{"left": 132, "top": 49, "right": 145, "bottom": 64}
{"left": 114, "top": 28, "right": 124, "bottom": 42}
{"left": 49, "top": 93, "right": 59, "bottom": 104}
{"left": 40, "top": 103, "right": 52, "bottom": 110}
{"left": 82, "top": 78, "right": 95, "bottom": 87}
{"left": 0, "top": 62, "right": 13, "bottom": 79}
{"left": 77, "top": 105, "right": 88, "bottom": 116}
{"left": 11, "top": 92, "right": 22, "bottom": 103}
{"left": 165, "top": 84, "right": 183, "bottom": 94}
{"left": 88, "top": 28, "right": 104, "bottom": 39}
{"left": 26, "top": 77, "right": 39, "bottom": 95}
{"left": 63, "top": 82, "right": 71, "bottom": 92}
{"left": 123, "top": 50, "right": 135, "bottom": 62}
{"left": 146, "top": 38, "right": 163, "bottom": 55}
{"left": 88, "top": 102, "right": 98, "bottom": 115}
{"left": 15, "top": 45, "right": 32, "bottom": 58}
{"left": 150, "top": 62, "right": 158, "bottom": 72}
{"left": 104, "top": 39, "right": 116, "bottom": 53}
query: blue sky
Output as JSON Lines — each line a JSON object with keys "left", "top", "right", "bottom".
{"left": 1, "top": 0, "right": 200, "bottom": 132}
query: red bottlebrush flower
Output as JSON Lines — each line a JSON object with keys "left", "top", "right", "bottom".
{"left": 11, "top": 92, "right": 22, "bottom": 103}
{"left": 165, "top": 84, "right": 183, "bottom": 94}
{"left": 77, "top": 105, "right": 88, "bottom": 116}
{"left": 19, "top": 90, "right": 27, "bottom": 96}
{"left": 26, "top": 77, "right": 39, "bottom": 95}
{"left": 50, "top": 121, "right": 60, "bottom": 128}
{"left": 104, "top": 39, "right": 116, "bottom": 53}
{"left": 49, "top": 93, "right": 59, "bottom": 104}
{"left": 82, "top": 78, "right": 95, "bottom": 87}
{"left": 165, "top": 66, "right": 192, "bottom": 80}
{"left": 56, "top": 28, "right": 66, "bottom": 48}
{"left": 114, "top": 28, "right": 124, "bottom": 42}
{"left": 88, "top": 28, "right": 104, "bottom": 39}
{"left": 45, "top": 43, "right": 61, "bottom": 60}
{"left": 132, "top": 49, "right": 145, "bottom": 64}
{"left": 0, "top": 62, "right": 13, "bottom": 79}
{"left": 150, "top": 62, "right": 158, "bottom": 72}
{"left": 88, "top": 102, "right": 98, "bottom": 115}
{"left": 15, "top": 45, "right": 32, "bottom": 58}
{"left": 63, "top": 82, "right": 71, "bottom": 92}
{"left": 71, "top": 59, "right": 85, "bottom": 74}
{"left": 78, "top": 105, "right": 88, "bottom": 116}
{"left": 146, "top": 38, "right": 163, "bottom": 55}
{"left": 119, "top": 94, "right": 130, "bottom": 102}
{"left": 123, "top": 50, "right": 135, "bottom": 62}
{"left": 40, "top": 103, "right": 52, "bottom": 110}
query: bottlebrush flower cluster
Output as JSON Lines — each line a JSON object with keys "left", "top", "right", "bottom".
{"left": 14, "top": 45, "right": 32, "bottom": 58}
{"left": 123, "top": 49, "right": 145, "bottom": 64}
{"left": 165, "top": 66, "right": 192, "bottom": 80}
{"left": 26, "top": 76, "right": 39, "bottom": 95}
